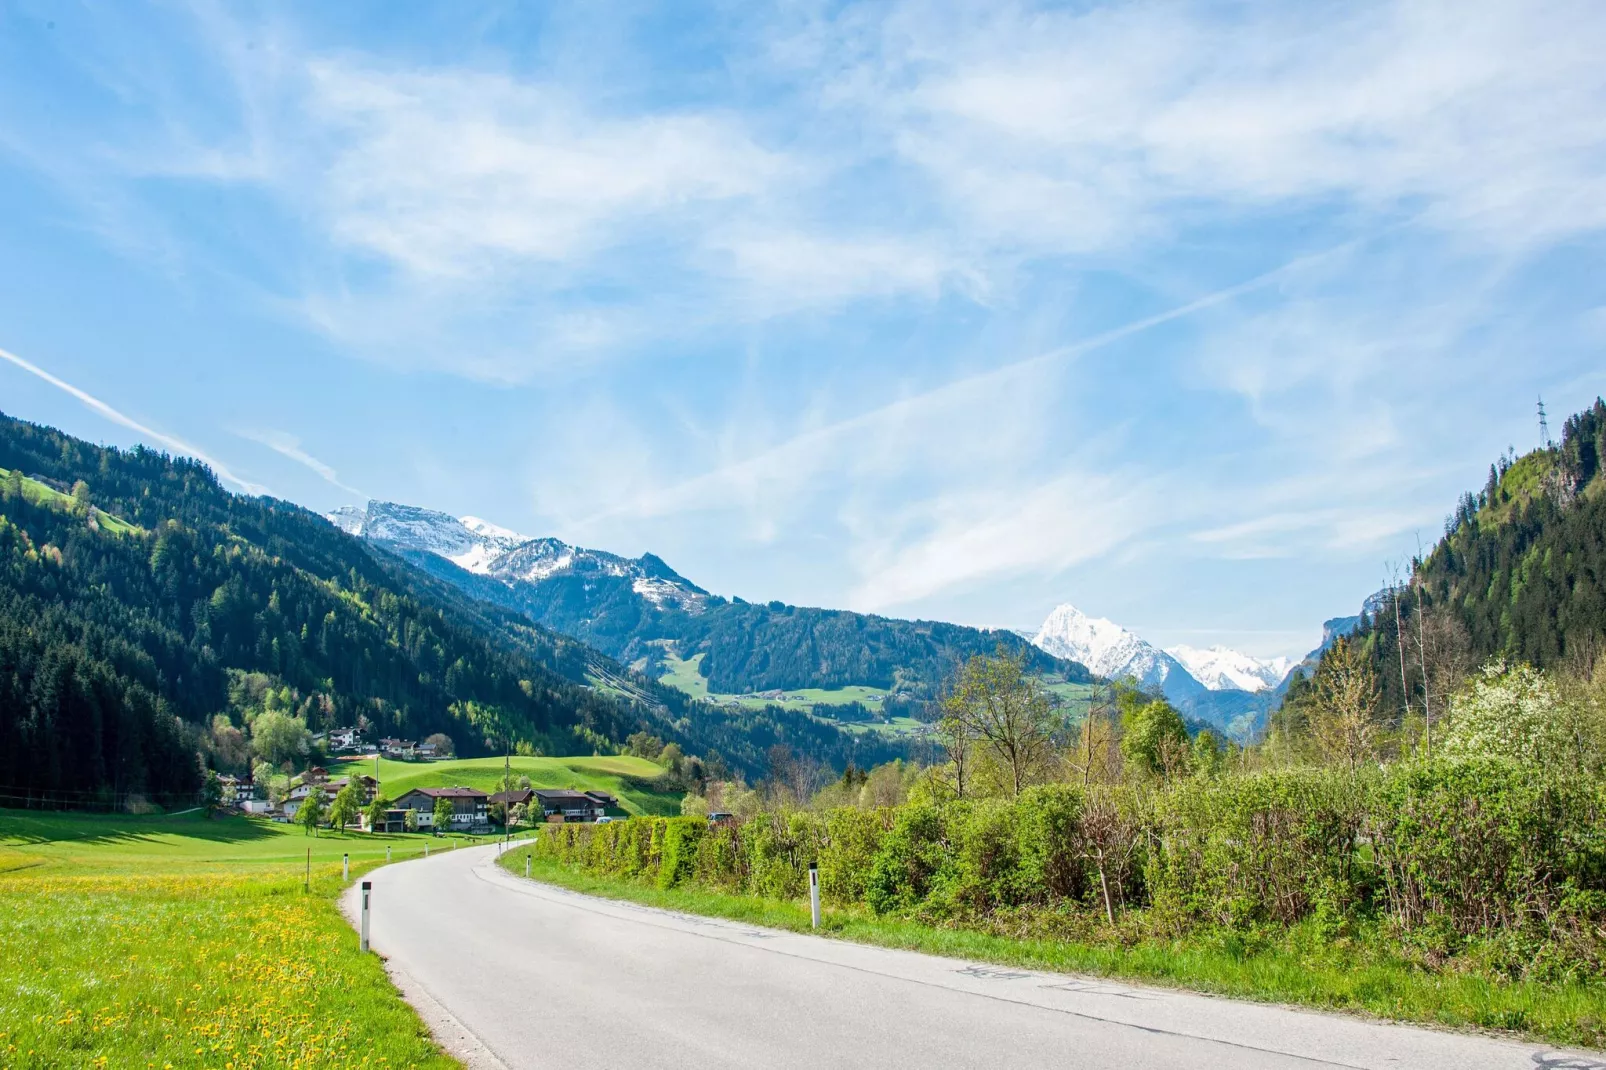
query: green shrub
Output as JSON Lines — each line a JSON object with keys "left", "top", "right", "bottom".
{"left": 657, "top": 817, "right": 706, "bottom": 890}
{"left": 1147, "top": 769, "right": 1367, "bottom": 929}
{"left": 866, "top": 804, "right": 952, "bottom": 915}
{"left": 1372, "top": 758, "right": 1606, "bottom": 941}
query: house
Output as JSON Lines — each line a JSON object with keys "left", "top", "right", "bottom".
{"left": 533, "top": 789, "right": 606, "bottom": 823}
{"left": 488, "top": 788, "right": 534, "bottom": 824}
{"left": 415, "top": 742, "right": 438, "bottom": 759}
{"left": 328, "top": 727, "right": 362, "bottom": 752}
{"left": 379, "top": 737, "right": 418, "bottom": 759}
{"left": 707, "top": 812, "right": 738, "bottom": 828}
{"left": 583, "top": 790, "right": 619, "bottom": 810}
{"left": 241, "top": 798, "right": 273, "bottom": 815}
{"left": 393, "top": 786, "right": 490, "bottom": 832}
{"left": 360, "top": 808, "right": 410, "bottom": 834}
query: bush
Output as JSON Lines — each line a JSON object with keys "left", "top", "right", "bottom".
{"left": 657, "top": 818, "right": 706, "bottom": 890}
{"left": 1371, "top": 758, "right": 1606, "bottom": 941}
{"left": 1147, "top": 769, "right": 1367, "bottom": 929}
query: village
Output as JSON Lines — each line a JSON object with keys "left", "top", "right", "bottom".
{"left": 214, "top": 728, "right": 625, "bottom": 836}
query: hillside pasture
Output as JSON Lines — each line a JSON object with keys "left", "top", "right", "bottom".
{"left": 339, "top": 754, "right": 682, "bottom": 815}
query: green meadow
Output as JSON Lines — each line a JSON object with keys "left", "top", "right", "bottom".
{"left": 0, "top": 808, "right": 515, "bottom": 1069}
{"left": 338, "top": 754, "right": 681, "bottom": 815}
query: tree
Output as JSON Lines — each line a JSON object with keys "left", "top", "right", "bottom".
{"left": 433, "top": 795, "right": 456, "bottom": 833}
{"left": 1309, "top": 638, "right": 1382, "bottom": 771}
{"left": 1441, "top": 659, "right": 1593, "bottom": 767}
{"left": 70, "top": 480, "right": 91, "bottom": 517}
{"left": 0, "top": 467, "right": 22, "bottom": 501}
{"left": 1120, "top": 696, "right": 1191, "bottom": 779}
{"left": 423, "top": 732, "right": 455, "bottom": 758}
{"left": 328, "top": 781, "right": 361, "bottom": 832}
{"left": 404, "top": 808, "right": 418, "bottom": 833}
{"left": 200, "top": 769, "right": 223, "bottom": 815}
{"left": 364, "top": 793, "right": 391, "bottom": 833}
{"left": 252, "top": 711, "right": 310, "bottom": 768}
{"left": 298, "top": 786, "right": 326, "bottom": 836}
{"left": 941, "top": 650, "right": 1057, "bottom": 796}
{"left": 626, "top": 731, "right": 665, "bottom": 759}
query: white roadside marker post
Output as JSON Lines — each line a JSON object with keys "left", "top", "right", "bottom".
{"left": 526, "top": 854, "right": 531, "bottom": 878}
{"left": 424, "top": 842, "right": 429, "bottom": 858}
{"left": 809, "top": 862, "right": 821, "bottom": 929}
{"left": 360, "top": 880, "right": 372, "bottom": 953}
{"left": 343, "top": 853, "right": 349, "bottom": 882}
{"left": 386, "top": 845, "right": 391, "bottom": 863}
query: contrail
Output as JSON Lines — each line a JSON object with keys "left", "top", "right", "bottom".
{"left": 0, "top": 344, "right": 269, "bottom": 496}
{"left": 577, "top": 238, "right": 1359, "bottom": 528}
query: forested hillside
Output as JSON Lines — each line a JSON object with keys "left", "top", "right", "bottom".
{"left": 0, "top": 414, "right": 901, "bottom": 804}
{"left": 1286, "top": 398, "right": 1606, "bottom": 724}
{"left": 392, "top": 541, "right": 1086, "bottom": 700}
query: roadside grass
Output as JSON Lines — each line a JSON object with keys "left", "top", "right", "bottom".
{"left": 496, "top": 851, "right": 1606, "bottom": 1051}
{"left": 0, "top": 808, "right": 530, "bottom": 1068}
{"left": 335, "top": 754, "right": 681, "bottom": 815}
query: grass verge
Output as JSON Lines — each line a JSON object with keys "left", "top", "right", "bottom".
{"left": 495, "top": 851, "right": 1606, "bottom": 1051}
{"left": 0, "top": 809, "right": 537, "bottom": 1068}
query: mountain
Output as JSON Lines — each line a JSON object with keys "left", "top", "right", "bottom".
{"left": 1032, "top": 604, "right": 1207, "bottom": 701}
{"left": 1029, "top": 602, "right": 1294, "bottom": 739}
{"left": 0, "top": 414, "right": 905, "bottom": 802}
{"left": 1302, "top": 398, "right": 1606, "bottom": 717}
{"left": 1165, "top": 645, "right": 1293, "bottom": 693}
{"left": 334, "top": 499, "right": 1092, "bottom": 704}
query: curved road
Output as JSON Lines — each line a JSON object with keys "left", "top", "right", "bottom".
{"left": 343, "top": 845, "right": 1601, "bottom": 1070}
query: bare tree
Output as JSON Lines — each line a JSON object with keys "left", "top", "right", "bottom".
{"left": 943, "top": 650, "right": 1057, "bottom": 796}
{"left": 1070, "top": 681, "right": 1120, "bottom": 786}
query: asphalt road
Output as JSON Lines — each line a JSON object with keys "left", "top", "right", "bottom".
{"left": 342, "top": 844, "right": 1603, "bottom": 1070}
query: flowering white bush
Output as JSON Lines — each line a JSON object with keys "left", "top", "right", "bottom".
{"left": 1440, "top": 659, "right": 1581, "bottom": 765}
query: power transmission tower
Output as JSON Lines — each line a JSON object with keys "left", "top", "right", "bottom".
{"left": 1538, "top": 396, "right": 1551, "bottom": 448}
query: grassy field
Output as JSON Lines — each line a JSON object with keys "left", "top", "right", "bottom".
{"left": 337, "top": 754, "right": 683, "bottom": 816}
{"left": 497, "top": 850, "right": 1606, "bottom": 1051}
{"left": 1, "top": 465, "right": 140, "bottom": 535}
{"left": 0, "top": 807, "right": 534, "bottom": 1068}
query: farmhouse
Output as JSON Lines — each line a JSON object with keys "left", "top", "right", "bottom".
{"left": 379, "top": 737, "right": 417, "bottom": 759}
{"left": 533, "top": 789, "right": 607, "bottom": 823}
{"left": 393, "top": 786, "right": 490, "bottom": 832}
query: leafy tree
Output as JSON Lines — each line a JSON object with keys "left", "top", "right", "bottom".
{"left": 423, "top": 732, "right": 455, "bottom": 758}
{"left": 364, "top": 793, "right": 391, "bottom": 833}
{"left": 252, "top": 711, "right": 310, "bottom": 769}
{"left": 200, "top": 770, "right": 223, "bottom": 814}
{"left": 1120, "top": 698, "right": 1190, "bottom": 779}
{"left": 941, "top": 650, "right": 1057, "bottom": 796}
{"left": 328, "top": 781, "right": 361, "bottom": 832}
{"left": 0, "top": 468, "right": 21, "bottom": 501}
{"left": 404, "top": 808, "right": 418, "bottom": 833}
{"left": 1441, "top": 660, "right": 1596, "bottom": 768}
{"left": 432, "top": 795, "right": 456, "bottom": 833}
{"left": 297, "top": 786, "right": 326, "bottom": 836}
{"left": 626, "top": 731, "right": 665, "bottom": 759}
{"left": 70, "top": 480, "right": 91, "bottom": 517}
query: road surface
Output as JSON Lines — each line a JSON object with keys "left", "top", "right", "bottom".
{"left": 342, "top": 844, "right": 1603, "bottom": 1070}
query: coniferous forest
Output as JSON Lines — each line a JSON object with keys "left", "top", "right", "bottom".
{"left": 0, "top": 413, "right": 901, "bottom": 805}
{"left": 1282, "top": 399, "right": 1606, "bottom": 731}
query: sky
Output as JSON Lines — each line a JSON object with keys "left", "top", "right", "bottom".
{"left": 1, "top": 0, "right": 1604, "bottom": 660}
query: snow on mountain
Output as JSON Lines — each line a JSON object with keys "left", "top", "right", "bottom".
{"left": 1165, "top": 645, "right": 1294, "bottom": 693}
{"left": 1031, "top": 604, "right": 1205, "bottom": 702}
{"left": 327, "top": 500, "right": 708, "bottom": 610}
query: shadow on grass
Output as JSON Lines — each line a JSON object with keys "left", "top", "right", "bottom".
{"left": 0, "top": 808, "right": 282, "bottom": 848}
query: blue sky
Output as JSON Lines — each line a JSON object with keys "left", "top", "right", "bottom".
{"left": 2, "top": 0, "right": 1604, "bottom": 659}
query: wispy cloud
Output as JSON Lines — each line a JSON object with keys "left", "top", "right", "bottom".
{"left": 0, "top": 345, "right": 268, "bottom": 495}
{"left": 235, "top": 428, "right": 363, "bottom": 498}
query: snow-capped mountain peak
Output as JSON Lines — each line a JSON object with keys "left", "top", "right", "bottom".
{"left": 327, "top": 500, "right": 709, "bottom": 611}
{"left": 1031, "top": 603, "right": 1204, "bottom": 701}
{"left": 461, "top": 515, "right": 529, "bottom": 545}
{"left": 1164, "top": 645, "right": 1293, "bottom": 693}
